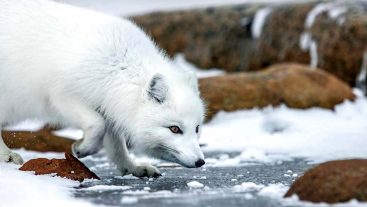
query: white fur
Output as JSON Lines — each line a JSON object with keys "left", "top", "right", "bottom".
{"left": 0, "top": 0, "right": 205, "bottom": 177}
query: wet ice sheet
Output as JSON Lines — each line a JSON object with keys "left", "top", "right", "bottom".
{"left": 75, "top": 154, "right": 367, "bottom": 207}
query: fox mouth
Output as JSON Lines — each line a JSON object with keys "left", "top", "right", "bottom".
{"left": 153, "top": 144, "right": 194, "bottom": 168}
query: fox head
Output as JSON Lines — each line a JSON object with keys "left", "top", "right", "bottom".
{"left": 130, "top": 71, "right": 206, "bottom": 168}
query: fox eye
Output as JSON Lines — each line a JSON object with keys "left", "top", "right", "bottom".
{"left": 168, "top": 126, "right": 183, "bottom": 134}
{"left": 195, "top": 125, "right": 200, "bottom": 133}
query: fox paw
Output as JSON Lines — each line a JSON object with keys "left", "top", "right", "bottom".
{"left": 0, "top": 152, "right": 24, "bottom": 165}
{"left": 72, "top": 139, "right": 101, "bottom": 158}
{"left": 131, "top": 165, "right": 162, "bottom": 178}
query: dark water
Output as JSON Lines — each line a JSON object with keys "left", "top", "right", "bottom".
{"left": 73, "top": 153, "right": 312, "bottom": 207}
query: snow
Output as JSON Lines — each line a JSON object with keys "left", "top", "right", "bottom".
{"left": 121, "top": 196, "right": 139, "bottom": 204}
{"left": 356, "top": 52, "right": 367, "bottom": 94}
{"left": 187, "top": 181, "right": 205, "bottom": 188}
{"left": 52, "top": 128, "right": 84, "bottom": 140}
{"left": 251, "top": 7, "right": 273, "bottom": 39}
{"left": 201, "top": 89, "right": 367, "bottom": 164}
{"left": 299, "top": 32, "right": 311, "bottom": 51}
{"left": 309, "top": 40, "right": 318, "bottom": 68}
{"left": 305, "top": 3, "right": 336, "bottom": 28}
{"left": 80, "top": 185, "right": 131, "bottom": 191}
{"left": 3, "top": 120, "right": 45, "bottom": 131}
{"left": 328, "top": 6, "right": 347, "bottom": 20}
{"left": 173, "top": 54, "right": 224, "bottom": 78}
{"left": 0, "top": 151, "right": 93, "bottom": 207}
{"left": 233, "top": 182, "right": 265, "bottom": 192}
{"left": 300, "top": 2, "right": 348, "bottom": 68}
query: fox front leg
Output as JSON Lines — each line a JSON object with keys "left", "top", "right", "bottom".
{"left": 50, "top": 93, "right": 105, "bottom": 158}
{"left": 103, "top": 130, "right": 161, "bottom": 178}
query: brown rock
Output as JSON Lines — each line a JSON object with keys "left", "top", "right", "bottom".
{"left": 284, "top": 159, "right": 367, "bottom": 203}
{"left": 19, "top": 152, "right": 100, "bottom": 182}
{"left": 199, "top": 63, "right": 355, "bottom": 120}
{"left": 132, "top": 1, "right": 367, "bottom": 89}
{"left": 2, "top": 126, "right": 74, "bottom": 153}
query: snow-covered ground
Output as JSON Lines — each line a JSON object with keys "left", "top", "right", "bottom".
{"left": 0, "top": 150, "right": 93, "bottom": 207}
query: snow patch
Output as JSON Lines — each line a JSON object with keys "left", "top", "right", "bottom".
{"left": 300, "top": 2, "right": 347, "bottom": 68}
{"left": 299, "top": 32, "right": 311, "bottom": 51}
{"left": 305, "top": 3, "right": 336, "bottom": 28}
{"left": 233, "top": 182, "right": 265, "bottom": 192}
{"left": 187, "top": 181, "right": 205, "bottom": 188}
{"left": 121, "top": 196, "right": 139, "bottom": 204}
{"left": 0, "top": 153, "right": 93, "bottom": 207}
{"left": 4, "top": 120, "right": 45, "bottom": 131}
{"left": 201, "top": 91, "right": 367, "bottom": 164}
{"left": 309, "top": 40, "right": 318, "bottom": 68}
{"left": 328, "top": 6, "right": 347, "bottom": 20}
{"left": 356, "top": 52, "right": 367, "bottom": 94}
{"left": 251, "top": 7, "right": 273, "bottom": 39}
{"left": 53, "top": 128, "right": 83, "bottom": 140}
{"left": 173, "top": 54, "right": 224, "bottom": 78}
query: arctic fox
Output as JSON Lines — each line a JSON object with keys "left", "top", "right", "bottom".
{"left": 0, "top": 0, "right": 205, "bottom": 177}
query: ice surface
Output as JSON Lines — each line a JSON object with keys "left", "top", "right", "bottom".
{"left": 80, "top": 185, "right": 132, "bottom": 191}
{"left": 252, "top": 7, "right": 273, "bottom": 39}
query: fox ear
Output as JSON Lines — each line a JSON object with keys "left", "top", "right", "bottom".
{"left": 147, "top": 74, "right": 168, "bottom": 104}
{"left": 187, "top": 71, "right": 199, "bottom": 94}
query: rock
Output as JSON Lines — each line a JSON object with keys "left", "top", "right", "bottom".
{"left": 131, "top": 5, "right": 259, "bottom": 71}
{"left": 284, "top": 159, "right": 367, "bottom": 203}
{"left": 132, "top": 1, "right": 367, "bottom": 90}
{"left": 19, "top": 152, "right": 100, "bottom": 182}
{"left": 199, "top": 63, "right": 355, "bottom": 120}
{"left": 2, "top": 126, "right": 74, "bottom": 153}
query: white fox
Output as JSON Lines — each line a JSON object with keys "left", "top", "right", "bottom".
{"left": 0, "top": 0, "right": 205, "bottom": 177}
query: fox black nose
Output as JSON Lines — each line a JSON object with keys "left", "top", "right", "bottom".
{"left": 195, "top": 159, "right": 205, "bottom": 167}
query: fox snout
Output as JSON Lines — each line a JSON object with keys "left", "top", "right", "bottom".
{"left": 195, "top": 159, "right": 205, "bottom": 167}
